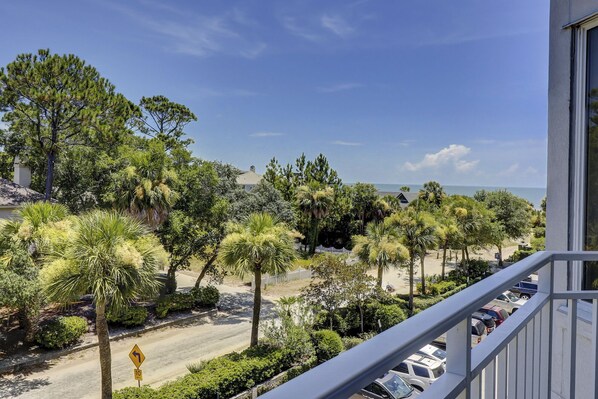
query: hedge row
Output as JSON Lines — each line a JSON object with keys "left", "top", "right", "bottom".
{"left": 156, "top": 286, "right": 220, "bottom": 319}
{"left": 114, "top": 345, "right": 295, "bottom": 399}
{"left": 35, "top": 316, "right": 88, "bottom": 349}
{"left": 107, "top": 306, "right": 149, "bottom": 327}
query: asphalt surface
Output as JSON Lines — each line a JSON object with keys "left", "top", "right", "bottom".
{"left": 0, "top": 276, "right": 274, "bottom": 399}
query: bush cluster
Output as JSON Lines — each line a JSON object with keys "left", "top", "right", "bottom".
{"left": 114, "top": 345, "right": 295, "bottom": 399}
{"left": 35, "top": 316, "right": 87, "bottom": 349}
{"left": 155, "top": 292, "right": 196, "bottom": 319}
{"left": 190, "top": 285, "right": 220, "bottom": 307}
{"left": 509, "top": 249, "right": 535, "bottom": 262}
{"left": 106, "top": 306, "right": 149, "bottom": 327}
{"left": 311, "top": 329, "right": 343, "bottom": 363}
{"left": 341, "top": 336, "right": 363, "bottom": 350}
{"left": 155, "top": 287, "right": 220, "bottom": 319}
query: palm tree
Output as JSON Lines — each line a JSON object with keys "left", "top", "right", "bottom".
{"left": 0, "top": 202, "right": 70, "bottom": 341}
{"left": 352, "top": 221, "right": 409, "bottom": 288}
{"left": 41, "top": 211, "right": 162, "bottom": 399}
{"left": 436, "top": 211, "right": 460, "bottom": 280}
{"left": 219, "top": 213, "right": 296, "bottom": 346}
{"left": 388, "top": 209, "right": 438, "bottom": 314}
{"left": 296, "top": 183, "right": 334, "bottom": 255}
{"left": 107, "top": 143, "right": 179, "bottom": 229}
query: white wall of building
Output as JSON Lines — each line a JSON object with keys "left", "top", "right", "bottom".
{"left": 548, "top": 2, "right": 598, "bottom": 398}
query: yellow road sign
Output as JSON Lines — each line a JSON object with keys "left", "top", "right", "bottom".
{"left": 134, "top": 368, "right": 143, "bottom": 381}
{"left": 129, "top": 344, "right": 145, "bottom": 368}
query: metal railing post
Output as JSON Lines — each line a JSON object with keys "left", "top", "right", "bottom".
{"left": 447, "top": 316, "right": 471, "bottom": 399}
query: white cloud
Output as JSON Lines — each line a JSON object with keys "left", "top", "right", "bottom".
{"left": 281, "top": 17, "right": 323, "bottom": 42}
{"left": 332, "top": 140, "right": 362, "bottom": 146}
{"left": 320, "top": 14, "right": 354, "bottom": 37}
{"left": 318, "top": 83, "right": 364, "bottom": 93}
{"left": 455, "top": 159, "right": 479, "bottom": 173}
{"left": 498, "top": 163, "right": 520, "bottom": 176}
{"left": 397, "top": 139, "right": 415, "bottom": 147}
{"left": 106, "top": 2, "right": 264, "bottom": 58}
{"left": 250, "top": 132, "right": 285, "bottom": 138}
{"left": 404, "top": 144, "right": 478, "bottom": 173}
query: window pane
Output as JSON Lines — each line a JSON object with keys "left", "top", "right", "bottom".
{"left": 413, "top": 365, "right": 429, "bottom": 377}
{"left": 586, "top": 26, "right": 598, "bottom": 290}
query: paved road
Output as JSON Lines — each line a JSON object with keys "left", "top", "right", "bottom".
{"left": 0, "top": 277, "right": 275, "bottom": 399}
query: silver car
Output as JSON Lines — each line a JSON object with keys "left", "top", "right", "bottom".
{"left": 351, "top": 372, "right": 420, "bottom": 399}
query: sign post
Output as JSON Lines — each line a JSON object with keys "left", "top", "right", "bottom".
{"left": 129, "top": 344, "right": 145, "bottom": 388}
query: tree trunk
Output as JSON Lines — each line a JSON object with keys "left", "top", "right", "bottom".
{"left": 377, "top": 262, "right": 384, "bottom": 288}
{"left": 465, "top": 247, "right": 470, "bottom": 263}
{"left": 408, "top": 257, "right": 415, "bottom": 316}
{"left": 441, "top": 244, "right": 448, "bottom": 280}
{"left": 251, "top": 267, "right": 262, "bottom": 347}
{"left": 420, "top": 254, "right": 426, "bottom": 296}
{"left": 497, "top": 245, "right": 503, "bottom": 267}
{"left": 165, "top": 265, "right": 177, "bottom": 294}
{"left": 18, "top": 307, "right": 35, "bottom": 343}
{"left": 44, "top": 149, "right": 56, "bottom": 201}
{"left": 194, "top": 252, "right": 218, "bottom": 288}
{"left": 96, "top": 301, "right": 113, "bottom": 399}
{"left": 309, "top": 218, "right": 319, "bottom": 255}
{"left": 461, "top": 249, "right": 465, "bottom": 266}
{"left": 359, "top": 305, "right": 364, "bottom": 334}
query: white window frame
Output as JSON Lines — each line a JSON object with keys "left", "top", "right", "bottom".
{"left": 572, "top": 17, "right": 598, "bottom": 290}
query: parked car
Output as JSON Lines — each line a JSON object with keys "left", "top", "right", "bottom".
{"left": 416, "top": 344, "right": 446, "bottom": 363}
{"left": 478, "top": 305, "right": 509, "bottom": 326}
{"left": 351, "top": 372, "right": 419, "bottom": 398}
{"left": 433, "top": 318, "right": 488, "bottom": 349}
{"left": 472, "top": 311, "right": 496, "bottom": 334}
{"left": 391, "top": 354, "right": 445, "bottom": 391}
{"left": 488, "top": 291, "right": 527, "bottom": 314}
{"left": 510, "top": 281, "right": 538, "bottom": 300}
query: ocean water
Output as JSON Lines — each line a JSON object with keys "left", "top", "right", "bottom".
{"left": 372, "top": 184, "right": 546, "bottom": 208}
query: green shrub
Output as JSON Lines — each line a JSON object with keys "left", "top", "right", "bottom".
{"left": 509, "top": 249, "right": 535, "bottom": 262}
{"left": 190, "top": 285, "right": 220, "bottom": 307}
{"left": 441, "top": 284, "right": 467, "bottom": 299}
{"left": 35, "top": 316, "right": 87, "bottom": 349}
{"left": 373, "top": 303, "right": 407, "bottom": 331}
{"left": 311, "top": 329, "right": 343, "bottom": 363}
{"left": 118, "top": 345, "right": 295, "bottom": 399}
{"left": 313, "top": 310, "right": 348, "bottom": 335}
{"left": 114, "top": 387, "right": 156, "bottom": 399}
{"left": 413, "top": 296, "right": 443, "bottom": 313}
{"left": 155, "top": 292, "right": 195, "bottom": 319}
{"left": 341, "top": 336, "right": 363, "bottom": 350}
{"left": 107, "top": 306, "right": 148, "bottom": 327}
{"left": 427, "top": 280, "right": 457, "bottom": 296}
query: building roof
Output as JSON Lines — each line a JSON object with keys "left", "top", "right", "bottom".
{"left": 0, "top": 178, "right": 45, "bottom": 207}
{"left": 377, "top": 191, "right": 419, "bottom": 201}
{"left": 236, "top": 170, "right": 263, "bottom": 186}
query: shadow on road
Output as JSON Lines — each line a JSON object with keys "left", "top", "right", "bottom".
{"left": 0, "top": 372, "right": 50, "bottom": 398}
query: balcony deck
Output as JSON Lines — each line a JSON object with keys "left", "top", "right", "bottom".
{"left": 260, "top": 251, "right": 598, "bottom": 399}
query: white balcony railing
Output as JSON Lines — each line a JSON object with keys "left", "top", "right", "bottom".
{"left": 261, "top": 251, "right": 598, "bottom": 399}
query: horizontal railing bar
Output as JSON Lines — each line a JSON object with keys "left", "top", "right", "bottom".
{"left": 553, "top": 290, "right": 598, "bottom": 299}
{"left": 261, "top": 251, "right": 595, "bottom": 399}
{"left": 471, "top": 293, "right": 549, "bottom": 376}
{"left": 549, "top": 250, "right": 598, "bottom": 261}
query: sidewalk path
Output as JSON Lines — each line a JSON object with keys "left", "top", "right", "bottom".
{"left": 0, "top": 275, "right": 273, "bottom": 399}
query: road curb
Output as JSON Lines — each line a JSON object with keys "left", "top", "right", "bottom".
{"left": 0, "top": 308, "right": 217, "bottom": 374}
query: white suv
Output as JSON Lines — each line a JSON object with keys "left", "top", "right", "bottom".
{"left": 391, "top": 354, "right": 445, "bottom": 392}
{"left": 488, "top": 291, "right": 527, "bottom": 314}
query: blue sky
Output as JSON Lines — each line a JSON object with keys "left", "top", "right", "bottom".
{"left": 0, "top": 0, "right": 549, "bottom": 188}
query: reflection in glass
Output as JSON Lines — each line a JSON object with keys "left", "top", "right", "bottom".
{"left": 585, "top": 27, "right": 598, "bottom": 290}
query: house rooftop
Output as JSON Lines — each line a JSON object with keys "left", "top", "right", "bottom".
{"left": 236, "top": 165, "right": 263, "bottom": 186}
{"left": 0, "top": 178, "right": 45, "bottom": 207}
